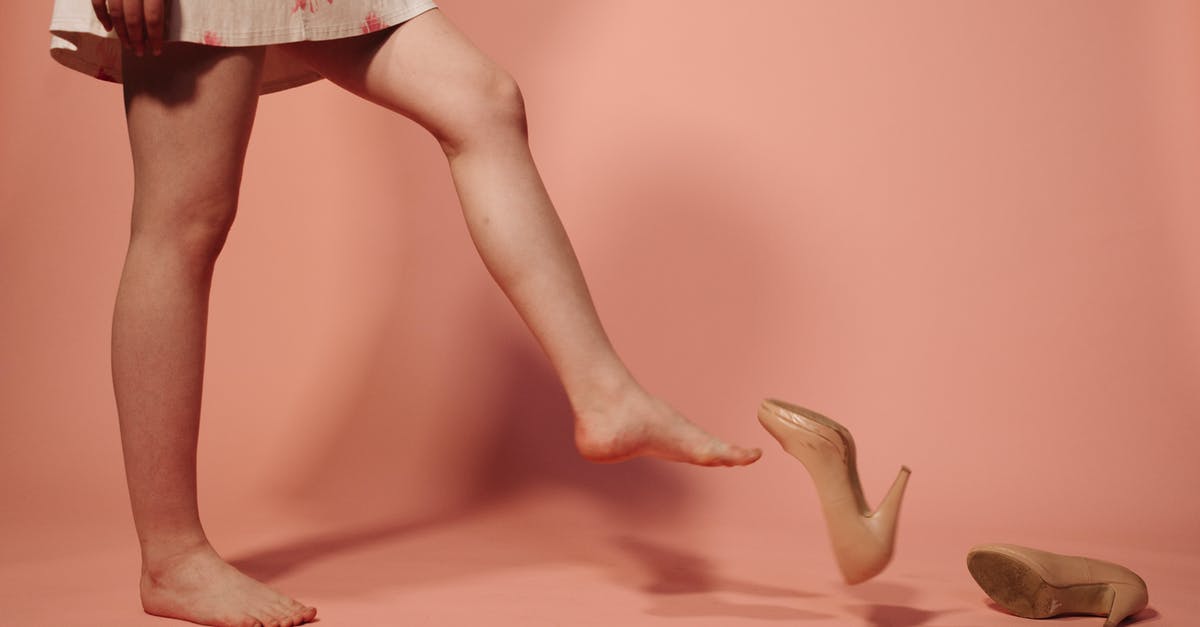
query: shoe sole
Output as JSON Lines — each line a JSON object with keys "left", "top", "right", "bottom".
{"left": 967, "top": 548, "right": 1115, "bottom": 619}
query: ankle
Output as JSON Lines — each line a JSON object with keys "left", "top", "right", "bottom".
{"left": 567, "top": 367, "right": 641, "bottom": 416}
{"left": 140, "top": 536, "right": 215, "bottom": 579}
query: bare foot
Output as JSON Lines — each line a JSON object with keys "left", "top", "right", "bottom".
{"left": 574, "top": 386, "right": 762, "bottom": 466}
{"left": 141, "top": 543, "right": 317, "bottom": 627}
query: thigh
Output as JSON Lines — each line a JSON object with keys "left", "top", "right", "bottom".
{"left": 279, "top": 9, "right": 514, "bottom": 138}
{"left": 122, "top": 41, "right": 265, "bottom": 235}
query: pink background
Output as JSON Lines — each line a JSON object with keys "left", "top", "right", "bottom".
{"left": 3, "top": 1, "right": 1198, "bottom": 625}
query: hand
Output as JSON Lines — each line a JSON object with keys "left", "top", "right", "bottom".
{"left": 93, "top": 0, "right": 167, "bottom": 56}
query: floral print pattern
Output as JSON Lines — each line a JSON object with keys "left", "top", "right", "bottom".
{"left": 292, "top": 0, "right": 335, "bottom": 14}
{"left": 362, "top": 10, "right": 384, "bottom": 33}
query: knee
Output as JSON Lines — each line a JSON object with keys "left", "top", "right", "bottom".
{"left": 437, "top": 68, "right": 527, "bottom": 157}
{"left": 129, "top": 191, "right": 239, "bottom": 264}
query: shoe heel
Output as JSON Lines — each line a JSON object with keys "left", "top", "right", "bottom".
{"left": 872, "top": 466, "right": 911, "bottom": 517}
{"left": 1104, "top": 581, "right": 1149, "bottom": 627}
{"left": 867, "top": 466, "right": 911, "bottom": 546}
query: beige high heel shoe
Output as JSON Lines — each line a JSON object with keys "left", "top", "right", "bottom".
{"left": 757, "top": 398, "right": 911, "bottom": 584}
{"left": 967, "top": 543, "right": 1149, "bottom": 627}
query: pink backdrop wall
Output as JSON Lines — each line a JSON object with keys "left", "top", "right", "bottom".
{"left": 3, "top": 0, "right": 1198, "bottom": 599}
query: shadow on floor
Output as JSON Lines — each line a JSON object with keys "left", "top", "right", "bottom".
{"left": 849, "top": 603, "right": 951, "bottom": 627}
{"left": 844, "top": 579, "right": 960, "bottom": 627}
{"left": 232, "top": 335, "right": 691, "bottom": 584}
{"left": 611, "top": 534, "right": 829, "bottom": 621}
{"left": 613, "top": 534, "right": 814, "bottom": 599}
{"left": 984, "top": 599, "right": 1161, "bottom": 625}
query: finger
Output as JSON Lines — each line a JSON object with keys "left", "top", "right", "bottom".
{"left": 144, "top": 0, "right": 164, "bottom": 55}
{"left": 123, "top": 0, "right": 145, "bottom": 56}
{"left": 108, "top": 0, "right": 131, "bottom": 50}
{"left": 92, "top": 0, "right": 112, "bottom": 30}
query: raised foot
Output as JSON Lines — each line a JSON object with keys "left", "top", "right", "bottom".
{"left": 574, "top": 390, "right": 761, "bottom": 466}
{"left": 141, "top": 543, "right": 317, "bottom": 627}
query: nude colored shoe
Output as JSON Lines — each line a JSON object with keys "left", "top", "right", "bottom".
{"left": 757, "top": 398, "right": 911, "bottom": 585}
{"left": 967, "top": 543, "right": 1149, "bottom": 627}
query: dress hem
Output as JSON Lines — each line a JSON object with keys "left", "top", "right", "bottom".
{"left": 47, "top": 1, "right": 438, "bottom": 95}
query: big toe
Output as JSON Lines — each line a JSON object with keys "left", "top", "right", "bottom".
{"left": 290, "top": 603, "right": 317, "bottom": 625}
{"left": 711, "top": 442, "right": 761, "bottom": 466}
{"left": 682, "top": 438, "right": 759, "bottom": 466}
{"left": 730, "top": 445, "right": 762, "bottom": 465}
{"left": 274, "top": 600, "right": 315, "bottom": 625}
{"left": 295, "top": 604, "right": 318, "bottom": 624}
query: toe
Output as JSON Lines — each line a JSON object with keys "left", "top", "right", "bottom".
{"left": 279, "top": 601, "right": 307, "bottom": 626}
{"left": 716, "top": 441, "right": 758, "bottom": 465}
{"left": 704, "top": 440, "right": 738, "bottom": 465}
{"left": 737, "top": 447, "right": 763, "bottom": 465}
{"left": 294, "top": 599, "right": 316, "bottom": 617}
{"left": 251, "top": 611, "right": 279, "bottom": 627}
{"left": 284, "top": 604, "right": 315, "bottom": 625}
{"left": 269, "top": 604, "right": 294, "bottom": 627}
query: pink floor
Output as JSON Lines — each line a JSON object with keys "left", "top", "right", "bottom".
{"left": 3, "top": 477, "right": 1193, "bottom": 626}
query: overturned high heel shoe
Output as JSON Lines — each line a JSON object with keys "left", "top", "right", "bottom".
{"left": 757, "top": 398, "right": 911, "bottom": 585}
{"left": 967, "top": 543, "right": 1149, "bottom": 627}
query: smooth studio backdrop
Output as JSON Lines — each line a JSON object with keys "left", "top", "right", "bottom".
{"left": 2, "top": 1, "right": 1198, "bottom": 625}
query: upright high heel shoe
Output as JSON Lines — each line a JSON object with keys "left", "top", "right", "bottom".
{"left": 757, "top": 398, "right": 910, "bottom": 585}
{"left": 967, "top": 544, "right": 1149, "bottom": 627}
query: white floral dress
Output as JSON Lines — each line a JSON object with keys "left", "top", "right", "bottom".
{"left": 48, "top": 0, "right": 438, "bottom": 94}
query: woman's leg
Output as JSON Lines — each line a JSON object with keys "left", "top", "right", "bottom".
{"left": 281, "top": 10, "right": 760, "bottom": 466}
{"left": 116, "top": 42, "right": 316, "bottom": 627}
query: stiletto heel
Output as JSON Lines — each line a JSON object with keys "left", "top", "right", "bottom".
{"left": 757, "top": 398, "right": 910, "bottom": 585}
{"left": 869, "top": 465, "right": 911, "bottom": 543}
{"left": 1104, "top": 582, "right": 1150, "bottom": 627}
{"left": 966, "top": 544, "right": 1148, "bottom": 626}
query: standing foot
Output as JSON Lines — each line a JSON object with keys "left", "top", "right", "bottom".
{"left": 573, "top": 385, "right": 762, "bottom": 466}
{"left": 140, "top": 542, "right": 317, "bottom": 627}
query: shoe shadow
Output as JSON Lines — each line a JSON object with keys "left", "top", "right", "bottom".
{"left": 850, "top": 604, "right": 948, "bottom": 627}
{"left": 846, "top": 581, "right": 959, "bottom": 627}
{"left": 1129, "top": 607, "right": 1162, "bottom": 624}
{"left": 603, "top": 534, "right": 829, "bottom": 621}
{"left": 645, "top": 596, "right": 830, "bottom": 622}
{"left": 983, "top": 599, "right": 1162, "bottom": 625}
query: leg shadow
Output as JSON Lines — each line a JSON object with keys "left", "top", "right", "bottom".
{"left": 611, "top": 534, "right": 814, "bottom": 599}
{"left": 608, "top": 534, "right": 828, "bottom": 621}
